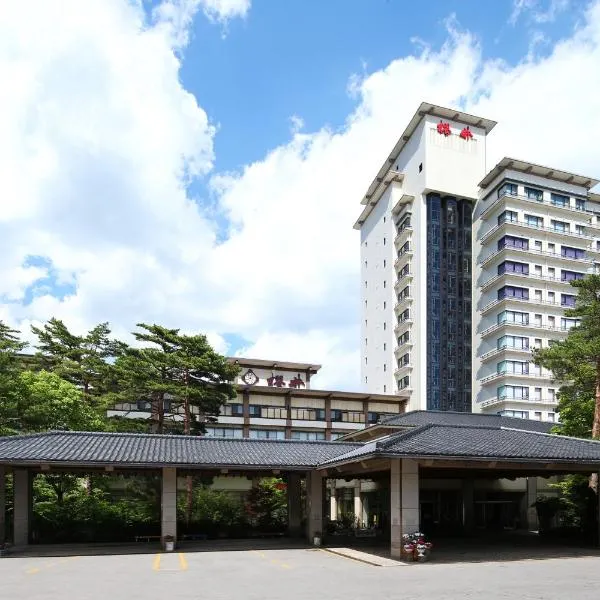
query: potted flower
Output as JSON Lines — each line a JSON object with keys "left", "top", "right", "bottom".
{"left": 401, "top": 532, "right": 433, "bottom": 562}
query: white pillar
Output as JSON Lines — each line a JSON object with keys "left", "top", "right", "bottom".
{"left": 526, "top": 477, "right": 538, "bottom": 531}
{"left": 287, "top": 473, "right": 302, "bottom": 536}
{"left": 13, "top": 468, "right": 31, "bottom": 547}
{"left": 161, "top": 467, "right": 177, "bottom": 547}
{"left": 329, "top": 481, "right": 338, "bottom": 521}
{"left": 305, "top": 471, "right": 323, "bottom": 544}
{"left": 0, "top": 466, "right": 5, "bottom": 544}
{"left": 353, "top": 482, "right": 362, "bottom": 527}
{"left": 390, "top": 459, "right": 419, "bottom": 558}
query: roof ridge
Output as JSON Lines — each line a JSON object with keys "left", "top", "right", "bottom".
{"left": 0, "top": 430, "right": 62, "bottom": 442}
{"left": 376, "top": 423, "right": 436, "bottom": 449}
{"left": 500, "top": 426, "right": 600, "bottom": 444}
{"left": 6, "top": 430, "right": 363, "bottom": 447}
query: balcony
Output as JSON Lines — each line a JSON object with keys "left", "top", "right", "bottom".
{"left": 478, "top": 245, "right": 597, "bottom": 268}
{"left": 479, "top": 190, "right": 597, "bottom": 221}
{"left": 394, "top": 295, "right": 413, "bottom": 312}
{"left": 394, "top": 226, "right": 413, "bottom": 248}
{"left": 394, "top": 319, "right": 412, "bottom": 337}
{"left": 479, "top": 270, "right": 590, "bottom": 292}
{"left": 479, "top": 295, "right": 564, "bottom": 316}
{"left": 479, "top": 396, "right": 557, "bottom": 409}
{"left": 480, "top": 371, "right": 550, "bottom": 385}
{"left": 394, "top": 250, "right": 413, "bottom": 272}
{"left": 479, "top": 346, "right": 533, "bottom": 363}
{"left": 394, "top": 363, "right": 412, "bottom": 379}
{"left": 480, "top": 219, "right": 596, "bottom": 245}
{"left": 479, "top": 321, "right": 572, "bottom": 339}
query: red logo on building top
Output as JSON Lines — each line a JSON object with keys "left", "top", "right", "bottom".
{"left": 460, "top": 126, "right": 473, "bottom": 140}
{"left": 436, "top": 121, "right": 451, "bottom": 136}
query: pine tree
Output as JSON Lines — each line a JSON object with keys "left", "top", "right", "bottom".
{"left": 0, "top": 321, "right": 26, "bottom": 435}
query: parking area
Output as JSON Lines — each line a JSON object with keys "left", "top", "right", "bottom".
{"left": 3, "top": 543, "right": 600, "bottom": 600}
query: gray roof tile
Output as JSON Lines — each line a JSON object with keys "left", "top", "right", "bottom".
{"left": 380, "top": 410, "right": 555, "bottom": 433}
{"left": 0, "top": 431, "right": 360, "bottom": 469}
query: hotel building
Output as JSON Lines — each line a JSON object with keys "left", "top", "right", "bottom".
{"left": 472, "top": 159, "right": 600, "bottom": 419}
{"left": 355, "top": 103, "right": 497, "bottom": 412}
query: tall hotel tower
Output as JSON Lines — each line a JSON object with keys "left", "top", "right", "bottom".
{"left": 355, "top": 103, "right": 497, "bottom": 412}
{"left": 472, "top": 159, "right": 600, "bottom": 420}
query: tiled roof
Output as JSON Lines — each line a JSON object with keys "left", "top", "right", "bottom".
{"left": 0, "top": 432, "right": 360, "bottom": 470}
{"left": 323, "top": 424, "right": 600, "bottom": 466}
{"left": 380, "top": 410, "right": 555, "bottom": 433}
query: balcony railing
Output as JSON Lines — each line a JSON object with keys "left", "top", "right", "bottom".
{"left": 480, "top": 321, "right": 573, "bottom": 338}
{"left": 480, "top": 270, "right": 589, "bottom": 291}
{"left": 480, "top": 295, "right": 567, "bottom": 315}
{"left": 480, "top": 346, "right": 533, "bottom": 362}
{"left": 480, "top": 396, "right": 557, "bottom": 408}
{"left": 480, "top": 371, "right": 549, "bottom": 384}
{"left": 478, "top": 245, "right": 596, "bottom": 267}
{"left": 480, "top": 219, "right": 596, "bottom": 245}
{"left": 479, "top": 190, "right": 597, "bottom": 220}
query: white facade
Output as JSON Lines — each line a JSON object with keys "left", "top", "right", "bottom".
{"left": 356, "top": 103, "right": 496, "bottom": 411}
{"left": 472, "top": 160, "right": 600, "bottom": 420}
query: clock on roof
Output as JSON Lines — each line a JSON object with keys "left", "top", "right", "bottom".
{"left": 242, "top": 369, "right": 259, "bottom": 386}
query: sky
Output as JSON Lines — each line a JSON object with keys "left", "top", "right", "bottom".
{"left": 1, "top": 0, "right": 600, "bottom": 390}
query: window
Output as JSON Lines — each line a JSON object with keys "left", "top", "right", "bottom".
{"left": 290, "top": 430, "right": 325, "bottom": 441}
{"left": 534, "top": 338, "right": 542, "bottom": 349}
{"left": 551, "top": 219, "right": 569, "bottom": 233}
{"left": 398, "top": 332, "right": 410, "bottom": 345}
{"left": 383, "top": 301, "right": 386, "bottom": 309}
{"left": 383, "top": 322, "right": 386, "bottom": 330}
{"left": 561, "top": 294, "right": 576, "bottom": 307}
{"left": 498, "top": 210, "right": 518, "bottom": 225}
{"left": 383, "top": 259, "right": 386, "bottom": 268}
{"left": 262, "top": 406, "right": 287, "bottom": 419}
{"left": 419, "top": 162, "right": 423, "bottom": 173}
{"left": 400, "top": 353, "right": 410, "bottom": 366}
{"left": 248, "top": 405, "right": 261, "bottom": 417}
{"left": 383, "top": 280, "right": 386, "bottom": 288}
{"left": 525, "top": 187, "right": 543, "bottom": 201}
{"left": 524, "top": 214, "right": 543, "bottom": 228}
{"left": 497, "top": 360, "right": 529, "bottom": 375}
{"left": 534, "top": 411, "right": 542, "bottom": 420}
{"left": 399, "top": 264, "right": 410, "bottom": 278}
{"left": 249, "top": 429, "right": 285, "bottom": 440}
{"left": 398, "top": 376, "right": 410, "bottom": 390}
{"left": 547, "top": 412, "right": 555, "bottom": 422}
{"left": 365, "top": 357, "right": 367, "bottom": 365}
{"left": 498, "top": 261, "right": 529, "bottom": 275}
{"left": 575, "top": 198, "right": 586, "bottom": 211}
{"left": 547, "top": 291, "right": 555, "bottom": 302}
{"left": 383, "top": 216, "right": 386, "bottom": 223}
{"left": 562, "top": 246, "right": 585, "bottom": 259}
{"left": 534, "top": 265, "right": 542, "bottom": 277}
{"left": 383, "top": 342, "right": 386, "bottom": 351}
{"left": 498, "top": 183, "right": 518, "bottom": 197}
{"left": 575, "top": 224, "right": 585, "bottom": 236}
{"left": 383, "top": 237, "right": 386, "bottom": 245}
{"left": 561, "top": 317, "right": 580, "bottom": 330}
{"left": 497, "top": 335, "right": 529, "bottom": 350}
{"left": 222, "top": 403, "right": 244, "bottom": 417}
{"left": 383, "top": 364, "right": 387, "bottom": 372}
{"left": 498, "top": 235, "right": 528, "bottom": 251}
{"left": 534, "top": 289, "right": 542, "bottom": 302}
{"left": 499, "top": 410, "right": 528, "bottom": 419}
{"left": 365, "top": 280, "right": 367, "bottom": 288}
{"left": 534, "top": 240, "right": 543, "bottom": 251}
{"left": 561, "top": 270, "right": 584, "bottom": 282}
{"left": 365, "top": 376, "right": 367, "bottom": 384}
{"left": 548, "top": 243, "right": 555, "bottom": 252}
{"left": 498, "top": 285, "right": 529, "bottom": 300}
{"left": 547, "top": 316, "right": 555, "bottom": 329}
{"left": 498, "top": 385, "right": 529, "bottom": 400}
{"left": 364, "top": 260, "right": 367, "bottom": 268}
{"left": 383, "top": 385, "right": 387, "bottom": 393}
{"left": 365, "top": 337, "right": 367, "bottom": 346}
{"left": 205, "top": 427, "right": 243, "bottom": 438}
{"left": 534, "top": 313, "right": 542, "bottom": 326}
{"left": 548, "top": 267, "right": 555, "bottom": 278}
{"left": 534, "top": 387, "right": 542, "bottom": 401}
{"left": 548, "top": 388, "right": 556, "bottom": 402}
{"left": 498, "top": 310, "right": 529, "bottom": 325}
{"left": 551, "top": 193, "right": 568, "bottom": 207}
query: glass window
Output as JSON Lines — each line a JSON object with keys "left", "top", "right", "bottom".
{"left": 561, "top": 294, "right": 576, "bottom": 307}
{"left": 525, "top": 187, "right": 543, "bottom": 201}
{"left": 222, "top": 403, "right": 244, "bottom": 417}
{"left": 561, "top": 317, "right": 580, "bottom": 330}
{"left": 498, "top": 360, "right": 529, "bottom": 375}
{"left": 498, "top": 385, "right": 529, "bottom": 399}
{"left": 205, "top": 427, "right": 243, "bottom": 438}
{"left": 498, "top": 261, "right": 529, "bottom": 275}
{"left": 498, "top": 235, "right": 528, "bottom": 251}
{"left": 551, "top": 220, "right": 569, "bottom": 233}
{"left": 562, "top": 246, "right": 585, "bottom": 259}
{"left": 561, "top": 270, "right": 584, "bottom": 282}
{"left": 551, "top": 193, "right": 568, "bottom": 207}
{"left": 249, "top": 429, "right": 285, "bottom": 440}
{"left": 498, "top": 286, "right": 529, "bottom": 300}
{"left": 575, "top": 198, "right": 586, "bottom": 211}
{"left": 497, "top": 335, "right": 529, "bottom": 350}
{"left": 534, "top": 240, "right": 542, "bottom": 251}
{"left": 497, "top": 310, "right": 529, "bottom": 325}
{"left": 524, "top": 214, "right": 543, "bottom": 228}
{"left": 290, "top": 430, "right": 325, "bottom": 441}
{"left": 248, "top": 405, "right": 261, "bottom": 417}
{"left": 498, "top": 183, "right": 518, "bottom": 198}
{"left": 261, "top": 406, "right": 287, "bottom": 419}
{"left": 498, "top": 210, "right": 518, "bottom": 225}
{"left": 575, "top": 224, "right": 585, "bottom": 236}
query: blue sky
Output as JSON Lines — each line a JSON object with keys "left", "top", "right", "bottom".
{"left": 2, "top": 0, "right": 600, "bottom": 389}
{"left": 179, "top": 0, "right": 580, "bottom": 174}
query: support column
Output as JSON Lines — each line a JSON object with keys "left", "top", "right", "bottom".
{"left": 287, "top": 473, "right": 302, "bottom": 537}
{"left": 353, "top": 482, "right": 362, "bottom": 527}
{"left": 525, "top": 477, "right": 538, "bottom": 531}
{"left": 305, "top": 470, "right": 323, "bottom": 544}
{"left": 13, "top": 468, "right": 31, "bottom": 547}
{"left": 0, "top": 466, "right": 5, "bottom": 545}
{"left": 329, "top": 481, "right": 337, "bottom": 521}
{"left": 462, "top": 479, "right": 475, "bottom": 534}
{"left": 161, "top": 467, "right": 177, "bottom": 548}
{"left": 390, "top": 459, "right": 419, "bottom": 558}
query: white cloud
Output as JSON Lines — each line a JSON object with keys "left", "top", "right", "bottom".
{"left": 509, "top": 0, "right": 570, "bottom": 25}
{"left": 2, "top": 0, "right": 600, "bottom": 391}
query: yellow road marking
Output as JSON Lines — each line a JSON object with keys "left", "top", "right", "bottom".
{"left": 178, "top": 553, "right": 188, "bottom": 571}
{"left": 152, "top": 553, "right": 162, "bottom": 571}
{"left": 27, "top": 568, "right": 40, "bottom": 574}
{"left": 26, "top": 556, "right": 78, "bottom": 575}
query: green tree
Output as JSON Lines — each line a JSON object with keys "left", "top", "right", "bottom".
{"left": 114, "top": 324, "right": 239, "bottom": 434}
{"left": 533, "top": 274, "right": 600, "bottom": 439}
{"left": 31, "top": 318, "right": 126, "bottom": 406}
{"left": 0, "top": 322, "right": 26, "bottom": 435}
{"left": 13, "top": 370, "right": 106, "bottom": 433}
